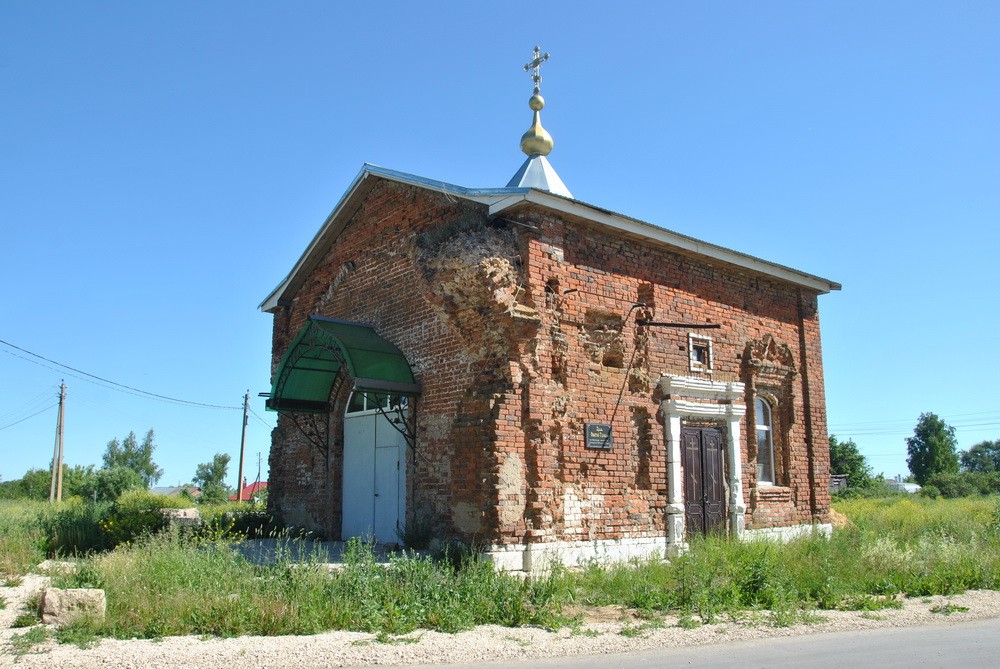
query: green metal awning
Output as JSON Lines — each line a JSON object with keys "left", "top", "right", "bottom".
{"left": 266, "top": 316, "right": 420, "bottom": 413}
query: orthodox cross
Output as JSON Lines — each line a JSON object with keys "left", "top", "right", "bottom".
{"left": 523, "top": 46, "right": 550, "bottom": 94}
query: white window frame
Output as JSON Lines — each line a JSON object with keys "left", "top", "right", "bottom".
{"left": 345, "top": 391, "right": 408, "bottom": 416}
{"left": 755, "top": 396, "right": 775, "bottom": 485}
{"left": 688, "top": 334, "right": 714, "bottom": 373}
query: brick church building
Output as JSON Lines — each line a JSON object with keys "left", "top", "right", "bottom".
{"left": 261, "top": 52, "right": 840, "bottom": 570}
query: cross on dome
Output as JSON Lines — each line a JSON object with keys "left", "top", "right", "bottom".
{"left": 523, "top": 46, "right": 549, "bottom": 94}
{"left": 506, "top": 46, "right": 573, "bottom": 199}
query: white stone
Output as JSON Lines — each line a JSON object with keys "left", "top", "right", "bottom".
{"left": 36, "top": 560, "right": 77, "bottom": 575}
{"left": 40, "top": 587, "right": 106, "bottom": 627}
{"left": 161, "top": 507, "right": 201, "bottom": 522}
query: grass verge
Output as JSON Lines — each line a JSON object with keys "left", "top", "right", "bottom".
{"left": 5, "top": 495, "right": 999, "bottom": 641}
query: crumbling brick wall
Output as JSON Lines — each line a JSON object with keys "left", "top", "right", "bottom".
{"left": 503, "top": 207, "right": 831, "bottom": 538}
{"left": 268, "top": 182, "right": 536, "bottom": 540}
{"left": 266, "top": 181, "right": 831, "bottom": 541}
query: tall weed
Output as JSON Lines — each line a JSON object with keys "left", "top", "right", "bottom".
{"left": 33, "top": 495, "right": 1000, "bottom": 641}
{"left": 0, "top": 500, "right": 46, "bottom": 575}
{"left": 56, "top": 534, "right": 566, "bottom": 639}
{"left": 41, "top": 499, "right": 111, "bottom": 555}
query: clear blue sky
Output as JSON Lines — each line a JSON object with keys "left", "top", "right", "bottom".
{"left": 2, "top": 2, "right": 997, "bottom": 487}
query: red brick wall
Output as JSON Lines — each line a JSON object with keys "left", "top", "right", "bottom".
{"left": 266, "top": 180, "right": 832, "bottom": 540}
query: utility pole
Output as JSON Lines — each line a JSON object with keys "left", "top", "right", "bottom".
{"left": 48, "top": 381, "right": 66, "bottom": 503}
{"left": 236, "top": 389, "right": 249, "bottom": 501}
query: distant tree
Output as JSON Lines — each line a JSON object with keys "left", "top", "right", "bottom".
{"left": 925, "top": 471, "right": 1000, "bottom": 498}
{"left": 906, "top": 412, "right": 959, "bottom": 486}
{"left": 0, "top": 468, "right": 52, "bottom": 500}
{"left": 61, "top": 464, "right": 96, "bottom": 498}
{"left": 829, "top": 435, "right": 872, "bottom": 488}
{"left": 193, "top": 453, "right": 232, "bottom": 504}
{"left": 960, "top": 439, "right": 1000, "bottom": 474}
{"left": 101, "top": 429, "right": 163, "bottom": 487}
{"left": 77, "top": 466, "right": 144, "bottom": 503}
{"left": 0, "top": 465, "right": 98, "bottom": 500}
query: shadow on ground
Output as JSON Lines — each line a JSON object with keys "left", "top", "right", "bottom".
{"left": 231, "top": 538, "right": 398, "bottom": 565}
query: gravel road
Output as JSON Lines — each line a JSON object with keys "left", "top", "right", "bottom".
{"left": 3, "top": 573, "right": 999, "bottom": 669}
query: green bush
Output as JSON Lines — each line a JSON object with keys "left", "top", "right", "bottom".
{"left": 41, "top": 500, "right": 112, "bottom": 555}
{"left": 925, "top": 471, "right": 1000, "bottom": 498}
{"left": 77, "top": 467, "right": 145, "bottom": 503}
{"left": 197, "top": 502, "right": 282, "bottom": 540}
{"left": 100, "top": 490, "right": 191, "bottom": 549}
{"left": 920, "top": 484, "right": 941, "bottom": 499}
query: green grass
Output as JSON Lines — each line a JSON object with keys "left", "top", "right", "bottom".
{"left": 929, "top": 602, "right": 970, "bottom": 615}
{"left": 9, "top": 626, "right": 50, "bottom": 656}
{"left": 561, "top": 496, "right": 1000, "bottom": 623}
{"left": 2, "top": 496, "right": 998, "bottom": 641}
{"left": 0, "top": 500, "right": 47, "bottom": 575}
{"left": 12, "top": 613, "right": 39, "bottom": 628}
{"left": 51, "top": 534, "right": 569, "bottom": 639}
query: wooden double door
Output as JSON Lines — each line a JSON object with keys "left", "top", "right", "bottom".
{"left": 682, "top": 426, "right": 726, "bottom": 536}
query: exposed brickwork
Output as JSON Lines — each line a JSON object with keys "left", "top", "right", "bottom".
{"left": 265, "top": 178, "right": 834, "bottom": 542}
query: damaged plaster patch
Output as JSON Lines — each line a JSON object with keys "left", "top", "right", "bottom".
{"left": 416, "top": 214, "right": 537, "bottom": 362}
{"left": 580, "top": 310, "right": 624, "bottom": 368}
{"left": 280, "top": 505, "right": 321, "bottom": 534}
{"left": 452, "top": 501, "right": 483, "bottom": 535}
{"left": 497, "top": 453, "right": 526, "bottom": 528}
{"left": 563, "top": 485, "right": 604, "bottom": 539}
{"left": 422, "top": 414, "right": 453, "bottom": 442}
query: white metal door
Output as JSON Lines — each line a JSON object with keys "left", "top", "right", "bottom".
{"left": 342, "top": 394, "right": 407, "bottom": 544}
{"left": 342, "top": 413, "right": 375, "bottom": 539}
{"left": 374, "top": 444, "right": 400, "bottom": 543}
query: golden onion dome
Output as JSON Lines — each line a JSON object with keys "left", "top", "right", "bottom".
{"left": 520, "top": 93, "right": 554, "bottom": 157}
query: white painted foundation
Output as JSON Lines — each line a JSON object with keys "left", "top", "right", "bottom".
{"left": 482, "top": 523, "right": 833, "bottom": 571}
{"left": 743, "top": 523, "right": 833, "bottom": 542}
{"left": 483, "top": 536, "right": 668, "bottom": 572}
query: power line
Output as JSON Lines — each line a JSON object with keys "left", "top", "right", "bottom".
{"left": 0, "top": 403, "right": 57, "bottom": 431}
{"left": 0, "top": 338, "right": 241, "bottom": 411}
{"left": 0, "top": 387, "right": 57, "bottom": 423}
{"left": 248, "top": 407, "right": 274, "bottom": 430}
{"left": 834, "top": 422, "right": 1000, "bottom": 438}
{"left": 830, "top": 410, "right": 1000, "bottom": 430}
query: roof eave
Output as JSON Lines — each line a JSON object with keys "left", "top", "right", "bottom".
{"left": 489, "top": 191, "right": 841, "bottom": 295}
{"left": 261, "top": 165, "right": 840, "bottom": 314}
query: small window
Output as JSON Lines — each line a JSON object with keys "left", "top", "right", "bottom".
{"left": 346, "top": 391, "right": 409, "bottom": 415}
{"left": 688, "top": 334, "right": 713, "bottom": 372}
{"left": 346, "top": 391, "right": 366, "bottom": 414}
{"left": 755, "top": 397, "right": 775, "bottom": 484}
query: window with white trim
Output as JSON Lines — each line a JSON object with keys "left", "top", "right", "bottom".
{"left": 688, "top": 334, "right": 713, "bottom": 373}
{"left": 755, "top": 396, "right": 775, "bottom": 484}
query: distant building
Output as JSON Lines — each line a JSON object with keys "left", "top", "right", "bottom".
{"left": 230, "top": 481, "right": 268, "bottom": 502}
{"left": 829, "top": 475, "right": 849, "bottom": 493}
{"left": 151, "top": 485, "right": 201, "bottom": 498}
{"left": 887, "top": 480, "right": 921, "bottom": 494}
